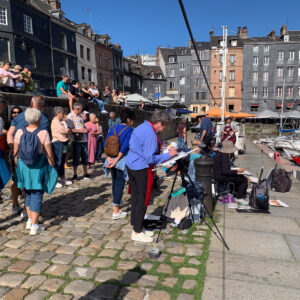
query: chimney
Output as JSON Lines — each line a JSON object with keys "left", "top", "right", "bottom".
{"left": 268, "top": 30, "right": 276, "bottom": 40}
{"left": 209, "top": 29, "right": 214, "bottom": 37}
{"left": 280, "top": 24, "right": 287, "bottom": 36}
{"left": 42, "top": 0, "right": 61, "bottom": 9}
{"left": 237, "top": 26, "right": 242, "bottom": 37}
{"left": 239, "top": 26, "right": 248, "bottom": 39}
{"left": 156, "top": 46, "right": 161, "bottom": 65}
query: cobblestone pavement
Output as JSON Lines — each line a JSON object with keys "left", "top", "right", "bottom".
{"left": 0, "top": 159, "right": 210, "bottom": 300}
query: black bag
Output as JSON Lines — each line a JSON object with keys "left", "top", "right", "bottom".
{"left": 74, "top": 133, "right": 84, "bottom": 142}
{"left": 249, "top": 179, "right": 269, "bottom": 211}
{"left": 269, "top": 165, "right": 292, "bottom": 193}
{"left": 178, "top": 216, "right": 193, "bottom": 230}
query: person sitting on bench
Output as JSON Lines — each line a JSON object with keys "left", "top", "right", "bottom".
{"left": 213, "top": 140, "right": 248, "bottom": 205}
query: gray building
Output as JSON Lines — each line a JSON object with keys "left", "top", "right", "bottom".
{"left": 243, "top": 25, "right": 300, "bottom": 112}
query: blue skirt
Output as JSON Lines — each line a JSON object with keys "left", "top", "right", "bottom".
{"left": 0, "top": 151, "right": 10, "bottom": 190}
{"left": 16, "top": 155, "right": 58, "bottom": 194}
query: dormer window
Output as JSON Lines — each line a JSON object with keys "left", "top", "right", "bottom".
{"left": 169, "top": 56, "right": 175, "bottom": 63}
{"left": 157, "top": 74, "right": 162, "bottom": 79}
{"left": 150, "top": 72, "right": 154, "bottom": 79}
{"left": 284, "top": 35, "right": 289, "bottom": 42}
{"left": 231, "top": 40, "right": 237, "bottom": 47}
{"left": 220, "top": 40, "right": 224, "bottom": 47}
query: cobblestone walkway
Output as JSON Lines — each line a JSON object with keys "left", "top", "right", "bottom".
{"left": 0, "top": 161, "right": 210, "bottom": 300}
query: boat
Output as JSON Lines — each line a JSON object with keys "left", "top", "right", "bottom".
{"left": 291, "top": 155, "right": 300, "bottom": 166}
{"left": 273, "top": 131, "right": 300, "bottom": 159}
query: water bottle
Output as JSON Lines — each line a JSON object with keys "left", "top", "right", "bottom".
{"left": 257, "top": 194, "right": 264, "bottom": 201}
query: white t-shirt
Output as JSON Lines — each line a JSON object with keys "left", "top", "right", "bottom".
{"left": 88, "top": 88, "right": 99, "bottom": 97}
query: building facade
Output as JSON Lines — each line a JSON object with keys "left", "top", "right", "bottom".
{"left": 123, "top": 57, "right": 142, "bottom": 95}
{"left": 210, "top": 28, "right": 245, "bottom": 112}
{"left": 111, "top": 44, "right": 123, "bottom": 91}
{"left": 75, "top": 24, "right": 97, "bottom": 85}
{"left": 243, "top": 25, "right": 300, "bottom": 112}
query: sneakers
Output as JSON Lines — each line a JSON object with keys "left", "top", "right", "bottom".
{"left": 62, "top": 179, "right": 72, "bottom": 186}
{"left": 112, "top": 210, "right": 127, "bottom": 220}
{"left": 83, "top": 174, "right": 91, "bottom": 180}
{"left": 101, "top": 110, "right": 108, "bottom": 114}
{"left": 30, "top": 224, "right": 45, "bottom": 236}
{"left": 26, "top": 219, "right": 32, "bottom": 230}
{"left": 131, "top": 231, "right": 153, "bottom": 243}
{"left": 236, "top": 198, "right": 249, "bottom": 206}
{"left": 143, "top": 230, "right": 154, "bottom": 237}
{"left": 12, "top": 205, "right": 23, "bottom": 215}
{"left": 56, "top": 182, "right": 63, "bottom": 188}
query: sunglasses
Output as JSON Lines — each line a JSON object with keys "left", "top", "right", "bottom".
{"left": 12, "top": 111, "right": 20, "bottom": 114}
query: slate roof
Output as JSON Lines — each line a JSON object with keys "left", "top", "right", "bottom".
{"left": 159, "top": 48, "right": 177, "bottom": 63}
{"left": 140, "top": 66, "right": 165, "bottom": 80}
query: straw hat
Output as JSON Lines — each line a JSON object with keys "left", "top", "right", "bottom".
{"left": 14, "top": 65, "right": 22, "bottom": 71}
{"left": 225, "top": 115, "right": 233, "bottom": 120}
{"left": 220, "top": 140, "right": 238, "bottom": 154}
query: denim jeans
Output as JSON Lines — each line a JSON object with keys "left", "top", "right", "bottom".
{"left": 52, "top": 141, "right": 67, "bottom": 178}
{"left": 177, "top": 137, "right": 188, "bottom": 152}
{"left": 73, "top": 141, "right": 88, "bottom": 167}
{"left": 111, "top": 167, "right": 125, "bottom": 207}
{"left": 96, "top": 136, "right": 103, "bottom": 162}
{"left": 91, "top": 98, "right": 105, "bottom": 112}
{"left": 25, "top": 189, "right": 44, "bottom": 213}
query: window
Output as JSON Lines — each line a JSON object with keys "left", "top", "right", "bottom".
{"left": 229, "top": 87, "right": 235, "bottom": 98}
{"left": 263, "top": 71, "right": 269, "bottom": 81}
{"left": 263, "top": 87, "right": 268, "bottom": 98}
{"left": 228, "top": 104, "right": 234, "bottom": 112}
{"left": 219, "top": 86, "right": 222, "bottom": 97}
{"left": 231, "top": 40, "right": 237, "bottom": 47}
{"left": 229, "top": 70, "right": 235, "bottom": 81}
{"left": 157, "top": 74, "right": 162, "bottom": 79}
{"left": 194, "top": 78, "right": 200, "bottom": 88}
{"left": 105, "top": 75, "right": 109, "bottom": 85}
{"left": 105, "top": 56, "right": 108, "bottom": 66}
{"left": 180, "top": 94, "right": 185, "bottom": 103}
{"left": 169, "top": 56, "right": 175, "bottom": 63}
{"left": 287, "top": 86, "right": 293, "bottom": 97}
{"left": 219, "top": 70, "right": 222, "bottom": 82}
{"left": 0, "top": 7, "right": 7, "bottom": 25}
{"left": 298, "top": 87, "right": 300, "bottom": 97}
{"left": 201, "top": 78, "right": 206, "bottom": 86}
{"left": 253, "top": 46, "right": 259, "bottom": 52}
{"left": 192, "top": 106, "right": 198, "bottom": 113}
{"left": 169, "top": 81, "right": 175, "bottom": 89}
{"left": 278, "top": 51, "right": 284, "bottom": 61}
{"left": 219, "top": 54, "right": 223, "bottom": 64}
{"left": 99, "top": 73, "right": 102, "bottom": 83}
{"left": 124, "top": 75, "right": 131, "bottom": 87}
{"left": 229, "top": 55, "right": 235, "bottom": 65}
{"left": 179, "top": 62, "right": 185, "bottom": 71}
{"left": 299, "top": 50, "right": 300, "bottom": 62}
{"left": 24, "top": 15, "right": 33, "bottom": 34}
{"left": 195, "top": 92, "right": 200, "bottom": 100}
{"left": 0, "top": 38, "right": 9, "bottom": 62}
{"left": 276, "top": 86, "right": 283, "bottom": 97}
{"left": 250, "top": 104, "right": 259, "bottom": 112}
{"left": 193, "top": 65, "right": 200, "bottom": 75}
{"left": 81, "top": 66, "right": 85, "bottom": 80}
{"left": 264, "top": 56, "right": 269, "bottom": 65}
{"left": 98, "top": 55, "right": 102, "bottom": 65}
{"left": 298, "top": 67, "right": 300, "bottom": 78}
{"left": 155, "top": 84, "right": 161, "bottom": 93}
{"left": 201, "top": 91, "right": 206, "bottom": 100}
{"left": 253, "top": 56, "right": 258, "bottom": 65}
{"left": 289, "top": 50, "right": 295, "bottom": 60}
{"left": 80, "top": 45, "right": 84, "bottom": 59}
{"left": 169, "top": 68, "right": 175, "bottom": 77}
{"left": 199, "top": 50, "right": 204, "bottom": 59}
{"left": 150, "top": 72, "right": 154, "bottom": 79}
{"left": 60, "top": 33, "right": 67, "bottom": 50}
{"left": 252, "top": 87, "right": 258, "bottom": 98}
{"left": 288, "top": 67, "right": 294, "bottom": 78}
{"left": 88, "top": 69, "right": 92, "bottom": 81}
{"left": 87, "top": 48, "right": 90, "bottom": 61}
{"left": 180, "top": 76, "right": 185, "bottom": 85}
{"left": 284, "top": 35, "right": 289, "bottom": 42}
{"left": 277, "top": 67, "right": 283, "bottom": 77}
{"left": 264, "top": 45, "right": 269, "bottom": 52}
{"left": 253, "top": 71, "right": 258, "bottom": 81}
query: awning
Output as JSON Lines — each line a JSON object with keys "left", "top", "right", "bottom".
{"left": 177, "top": 108, "right": 193, "bottom": 114}
{"left": 286, "top": 102, "right": 293, "bottom": 108}
{"left": 250, "top": 104, "right": 259, "bottom": 107}
{"left": 276, "top": 102, "right": 282, "bottom": 108}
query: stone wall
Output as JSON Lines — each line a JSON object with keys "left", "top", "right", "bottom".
{"left": 0, "top": 92, "right": 179, "bottom": 140}
{"left": 245, "top": 123, "right": 279, "bottom": 140}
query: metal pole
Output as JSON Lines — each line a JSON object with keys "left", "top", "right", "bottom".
{"left": 221, "top": 26, "right": 228, "bottom": 122}
{"left": 280, "top": 77, "right": 285, "bottom": 136}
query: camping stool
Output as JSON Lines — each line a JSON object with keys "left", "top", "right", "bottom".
{"left": 212, "top": 179, "right": 235, "bottom": 203}
{"left": 274, "top": 152, "right": 280, "bottom": 163}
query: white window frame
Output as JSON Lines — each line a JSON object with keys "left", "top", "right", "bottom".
{"left": 229, "top": 55, "right": 235, "bottom": 65}
{"left": 297, "top": 87, "right": 300, "bottom": 97}
{"left": 252, "top": 87, "right": 258, "bottom": 98}
{"left": 0, "top": 7, "right": 8, "bottom": 25}
{"left": 284, "top": 35, "right": 289, "bottom": 42}
{"left": 264, "top": 45, "right": 269, "bottom": 52}
{"left": 253, "top": 71, "right": 258, "bottom": 81}
{"left": 219, "top": 70, "right": 222, "bottom": 82}
{"left": 24, "top": 14, "right": 33, "bottom": 34}
{"left": 289, "top": 50, "right": 295, "bottom": 60}
{"left": 288, "top": 67, "right": 294, "bottom": 78}
{"left": 278, "top": 51, "right": 284, "bottom": 61}
{"left": 263, "top": 56, "right": 269, "bottom": 65}
{"left": 229, "top": 86, "right": 235, "bottom": 98}
{"left": 263, "top": 71, "right": 269, "bottom": 81}
{"left": 298, "top": 67, "right": 300, "bottom": 78}
{"left": 229, "top": 70, "right": 235, "bottom": 81}
{"left": 231, "top": 40, "right": 237, "bottom": 47}
{"left": 169, "top": 56, "right": 175, "bottom": 63}
{"left": 169, "top": 68, "right": 175, "bottom": 77}
{"left": 253, "top": 46, "right": 259, "bottom": 52}
{"left": 179, "top": 76, "right": 185, "bottom": 85}
{"left": 263, "top": 87, "right": 268, "bottom": 98}
{"left": 179, "top": 62, "right": 185, "bottom": 71}
{"left": 253, "top": 56, "right": 258, "bottom": 65}
{"left": 276, "top": 86, "right": 283, "bottom": 97}
{"left": 169, "top": 81, "right": 175, "bottom": 89}
{"left": 199, "top": 50, "right": 204, "bottom": 59}
{"left": 287, "top": 86, "right": 293, "bottom": 97}
{"left": 277, "top": 67, "right": 283, "bottom": 78}
{"left": 180, "top": 94, "right": 185, "bottom": 103}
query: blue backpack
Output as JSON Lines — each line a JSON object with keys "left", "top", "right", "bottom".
{"left": 19, "top": 128, "right": 43, "bottom": 166}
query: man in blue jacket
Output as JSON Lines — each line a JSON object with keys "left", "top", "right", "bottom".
{"left": 126, "top": 111, "right": 177, "bottom": 243}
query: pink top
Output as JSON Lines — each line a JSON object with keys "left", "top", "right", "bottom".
{"left": 51, "top": 117, "right": 69, "bottom": 142}
{"left": 0, "top": 68, "right": 15, "bottom": 87}
{"left": 85, "top": 122, "right": 98, "bottom": 136}
{"left": 15, "top": 128, "right": 51, "bottom": 153}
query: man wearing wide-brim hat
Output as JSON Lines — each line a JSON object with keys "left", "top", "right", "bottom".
{"left": 213, "top": 140, "right": 248, "bottom": 204}
{"left": 195, "top": 111, "right": 213, "bottom": 149}
{"left": 221, "top": 115, "right": 238, "bottom": 144}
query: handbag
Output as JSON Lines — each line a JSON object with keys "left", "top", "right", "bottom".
{"left": 74, "top": 133, "right": 83, "bottom": 141}
{"left": 0, "top": 76, "right": 8, "bottom": 87}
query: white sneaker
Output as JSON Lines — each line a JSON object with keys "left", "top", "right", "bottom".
{"left": 62, "top": 179, "right": 72, "bottom": 186}
{"left": 26, "top": 219, "right": 32, "bottom": 230}
{"left": 143, "top": 230, "right": 154, "bottom": 237}
{"left": 101, "top": 110, "right": 108, "bottom": 114}
{"left": 30, "top": 224, "right": 45, "bottom": 236}
{"left": 131, "top": 231, "right": 153, "bottom": 243}
{"left": 56, "top": 182, "right": 63, "bottom": 188}
{"left": 112, "top": 210, "right": 127, "bottom": 220}
{"left": 236, "top": 199, "right": 249, "bottom": 206}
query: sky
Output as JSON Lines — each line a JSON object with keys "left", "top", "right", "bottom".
{"left": 61, "top": 0, "right": 300, "bottom": 56}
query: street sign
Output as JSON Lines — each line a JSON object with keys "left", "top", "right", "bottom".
{"left": 155, "top": 93, "right": 161, "bottom": 99}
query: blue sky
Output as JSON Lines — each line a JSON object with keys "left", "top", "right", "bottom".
{"left": 62, "top": 0, "right": 300, "bottom": 56}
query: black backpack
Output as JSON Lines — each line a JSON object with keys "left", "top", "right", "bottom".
{"left": 269, "top": 165, "right": 292, "bottom": 193}
{"left": 249, "top": 179, "right": 269, "bottom": 212}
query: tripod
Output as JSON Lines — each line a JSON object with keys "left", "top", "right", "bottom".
{"left": 156, "top": 157, "right": 230, "bottom": 251}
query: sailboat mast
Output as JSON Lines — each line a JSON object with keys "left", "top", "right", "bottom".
{"left": 221, "top": 26, "right": 228, "bottom": 122}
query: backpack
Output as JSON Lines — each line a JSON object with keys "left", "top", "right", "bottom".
{"left": 249, "top": 179, "right": 269, "bottom": 211}
{"left": 269, "top": 165, "right": 292, "bottom": 193}
{"left": 19, "top": 128, "right": 43, "bottom": 166}
{"left": 104, "top": 126, "right": 129, "bottom": 157}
